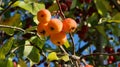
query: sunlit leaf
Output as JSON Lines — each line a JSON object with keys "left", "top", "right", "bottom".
{"left": 17, "top": 59, "right": 27, "bottom": 67}
{"left": 6, "top": 58, "right": 14, "bottom": 67}
{"left": 47, "top": 52, "right": 59, "bottom": 61}
{"left": 24, "top": 0, "right": 37, "bottom": 3}
{"left": 23, "top": 40, "right": 33, "bottom": 57}
{"left": 32, "top": 3, "right": 45, "bottom": 15}
{"left": 13, "top": 1, "right": 32, "bottom": 13}
{"left": 33, "top": 16, "right": 39, "bottom": 24}
{"left": 0, "top": 58, "right": 13, "bottom": 67}
{"left": 13, "top": 1, "right": 45, "bottom": 15}
{"left": 0, "top": 37, "right": 14, "bottom": 60}
{"left": 60, "top": 54, "right": 69, "bottom": 62}
{"left": 48, "top": 3, "right": 58, "bottom": 12}
{"left": 26, "top": 26, "right": 37, "bottom": 32}
{"left": 30, "top": 36, "right": 45, "bottom": 49}
{"left": 0, "top": 13, "right": 21, "bottom": 35}
{"left": 108, "top": 13, "right": 120, "bottom": 23}
{"left": 94, "top": 0, "right": 107, "bottom": 16}
{"left": 28, "top": 47, "right": 40, "bottom": 63}
{"left": 0, "top": 7, "right": 3, "bottom": 10}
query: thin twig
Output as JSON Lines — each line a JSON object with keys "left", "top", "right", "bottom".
{"left": 0, "top": 24, "right": 45, "bottom": 40}
{"left": 56, "top": 0, "right": 82, "bottom": 66}
{"left": 81, "top": 52, "right": 120, "bottom": 59}
{"left": 56, "top": 0, "right": 66, "bottom": 19}
{"left": 0, "top": 0, "right": 17, "bottom": 16}
{"left": 69, "top": 33, "right": 75, "bottom": 55}
{"left": 59, "top": 46, "right": 68, "bottom": 55}
{"left": 0, "top": 25, "right": 26, "bottom": 33}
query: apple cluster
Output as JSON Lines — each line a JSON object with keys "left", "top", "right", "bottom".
{"left": 37, "top": 9, "right": 77, "bottom": 46}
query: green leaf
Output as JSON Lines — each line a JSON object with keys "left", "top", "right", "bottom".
{"left": 0, "top": 13, "right": 21, "bottom": 35}
{"left": 94, "top": 0, "right": 108, "bottom": 16}
{"left": 24, "top": 0, "right": 37, "bottom": 3}
{"left": 70, "top": 0, "right": 77, "bottom": 9}
{"left": 33, "top": 16, "right": 39, "bottom": 24}
{"left": 6, "top": 58, "right": 14, "bottom": 67}
{"left": 87, "top": 13, "right": 99, "bottom": 26}
{"left": 0, "top": 7, "right": 3, "bottom": 10}
{"left": 32, "top": 3, "right": 45, "bottom": 15}
{"left": 48, "top": 3, "right": 58, "bottom": 12}
{"left": 23, "top": 41, "right": 33, "bottom": 57}
{"left": 17, "top": 59, "right": 27, "bottom": 67}
{"left": 47, "top": 52, "right": 59, "bottom": 61}
{"left": 0, "top": 37, "right": 14, "bottom": 60}
{"left": 13, "top": 1, "right": 45, "bottom": 15}
{"left": 108, "top": 12, "right": 120, "bottom": 23}
{"left": 60, "top": 54, "right": 69, "bottom": 62}
{"left": 26, "top": 26, "right": 37, "bottom": 32}
{"left": 95, "top": 25, "right": 107, "bottom": 38}
{"left": 64, "top": 40, "right": 70, "bottom": 48}
{"left": 112, "top": 24, "right": 120, "bottom": 36}
{"left": 30, "top": 36, "right": 45, "bottom": 49}
{"left": 28, "top": 47, "right": 40, "bottom": 63}
{"left": 0, "top": 58, "right": 13, "bottom": 67}
{"left": 102, "top": 0, "right": 112, "bottom": 12}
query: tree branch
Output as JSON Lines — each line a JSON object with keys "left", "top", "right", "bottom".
{"left": 0, "top": 0, "right": 17, "bottom": 16}
{"left": 56, "top": 0, "right": 66, "bottom": 19}
{"left": 69, "top": 33, "right": 75, "bottom": 55}
{"left": 0, "top": 25, "right": 26, "bottom": 33}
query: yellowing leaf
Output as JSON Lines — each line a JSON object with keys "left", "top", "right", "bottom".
{"left": 47, "top": 52, "right": 59, "bottom": 61}
{"left": 64, "top": 40, "right": 70, "bottom": 48}
{"left": 108, "top": 12, "right": 120, "bottom": 23}
{"left": 17, "top": 59, "right": 27, "bottom": 67}
{"left": 60, "top": 55, "right": 69, "bottom": 62}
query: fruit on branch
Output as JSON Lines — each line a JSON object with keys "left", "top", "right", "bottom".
{"left": 47, "top": 18, "right": 63, "bottom": 34}
{"left": 85, "top": 64, "right": 94, "bottom": 67}
{"left": 37, "top": 23, "right": 49, "bottom": 36}
{"left": 50, "top": 31, "right": 67, "bottom": 46}
{"left": 107, "top": 55, "right": 116, "bottom": 64}
{"left": 37, "top": 9, "right": 51, "bottom": 24}
{"left": 62, "top": 18, "right": 77, "bottom": 33}
{"left": 104, "top": 46, "right": 115, "bottom": 53}
{"left": 60, "top": 3, "right": 68, "bottom": 11}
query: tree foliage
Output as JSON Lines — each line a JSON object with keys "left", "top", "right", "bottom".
{"left": 0, "top": 0, "right": 120, "bottom": 67}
